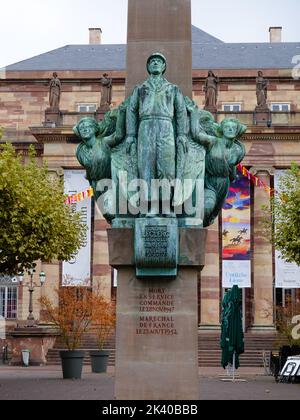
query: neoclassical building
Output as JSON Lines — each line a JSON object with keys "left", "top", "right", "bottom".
{"left": 1, "top": 25, "right": 300, "bottom": 340}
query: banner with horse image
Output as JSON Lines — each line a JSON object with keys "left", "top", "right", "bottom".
{"left": 222, "top": 173, "right": 251, "bottom": 288}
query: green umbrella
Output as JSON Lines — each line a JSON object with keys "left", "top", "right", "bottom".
{"left": 220, "top": 285, "right": 244, "bottom": 372}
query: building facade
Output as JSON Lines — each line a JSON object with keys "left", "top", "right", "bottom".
{"left": 1, "top": 26, "right": 300, "bottom": 333}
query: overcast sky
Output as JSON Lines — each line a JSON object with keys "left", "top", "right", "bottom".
{"left": 0, "top": 0, "right": 299, "bottom": 68}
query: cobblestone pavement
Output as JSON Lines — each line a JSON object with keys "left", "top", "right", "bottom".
{"left": 0, "top": 366, "right": 299, "bottom": 400}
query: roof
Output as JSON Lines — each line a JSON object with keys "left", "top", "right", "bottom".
{"left": 5, "top": 26, "right": 300, "bottom": 71}
{"left": 191, "top": 25, "right": 223, "bottom": 44}
{"left": 192, "top": 43, "right": 300, "bottom": 70}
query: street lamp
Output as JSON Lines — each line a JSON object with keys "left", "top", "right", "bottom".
{"left": 18, "top": 268, "right": 46, "bottom": 327}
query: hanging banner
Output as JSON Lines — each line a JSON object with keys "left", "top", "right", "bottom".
{"left": 275, "top": 170, "right": 300, "bottom": 289}
{"left": 222, "top": 173, "right": 251, "bottom": 288}
{"left": 62, "top": 170, "right": 92, "bottom": 287}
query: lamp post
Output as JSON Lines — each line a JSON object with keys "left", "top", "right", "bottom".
{"left": 18, "top": 268, "right": 46, "bottom": 327}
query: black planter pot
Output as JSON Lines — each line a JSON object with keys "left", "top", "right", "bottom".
{"left": 60, "top": 350, "right": 85, "bottom": 379}
{"left": 90, "top": 350, "right": 110, "bottom": 373}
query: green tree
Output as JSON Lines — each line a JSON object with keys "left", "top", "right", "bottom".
{"left": 263, "top": 163, "right": 300, "bottom": 266}
{"left": 0, "top": 143, "right": 86, "bottom": 275}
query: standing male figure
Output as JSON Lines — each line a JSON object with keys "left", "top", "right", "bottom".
{"left": 126, "top": 53, "right": 188, "bottom": 216}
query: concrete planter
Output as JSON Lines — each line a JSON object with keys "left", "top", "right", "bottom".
{"left": 90, "top": 350, "right": 110, "bottom": 373}
{"left": 60, "top": 350, "right": 85, "bottom": 379}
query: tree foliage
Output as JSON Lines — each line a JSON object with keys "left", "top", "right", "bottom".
{"left": 40, "top": 287, "right": 116, "bottom": 351}
{"left": 40, "top": 288, "right": 93, "bottom": 351}
{"left": 263, "top": 163, "right": 300, "bottom": 266}
{"left": 275, "top": 297, "right": 300, "bottom": 347}
{"left": 0, "top": 143, "right": 86, "bottom": 275}
{"left": 91, "top": 291, "right": 116, "bottom": 350}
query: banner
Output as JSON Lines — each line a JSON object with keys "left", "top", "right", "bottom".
{"left": 275, "top": 170, "right": 300, "bottom": 289}
{"left": 222, "top": 173, "right": 251, "bottom": 288}
{"left": 62, "top": 170, "right": 92, "bottom": 287}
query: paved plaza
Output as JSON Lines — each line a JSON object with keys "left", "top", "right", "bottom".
{"left": 0, "top": 366, "right": 299, "bottom": 400}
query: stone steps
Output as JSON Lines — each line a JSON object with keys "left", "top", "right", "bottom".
{"left": 46, "top": 332, "right": 278, "bottom": 368}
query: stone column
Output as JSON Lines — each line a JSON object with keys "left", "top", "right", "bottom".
{"left": 108, "top": 228, "right": 207, "bottom": 401}
{"left": 126, "top": 0, "right": 192, "bottom": 98}
{"left": 92, "top": 206, "right": 112, "bottom": 298}
{"left": 200, "top": 221, "right": 221, "bottom": 329}
{"left": 251, "top": 167, "right": 275, "bottom": 331}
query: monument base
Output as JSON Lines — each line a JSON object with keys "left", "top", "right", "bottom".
{"left": 44, "top": 109, "right": 62, "bottom": 126}
{"left": 108, "top": 227, "right": 207, "bottom": 401}
{"left": 253, "top": 108, "right": 272, "bottom": 126}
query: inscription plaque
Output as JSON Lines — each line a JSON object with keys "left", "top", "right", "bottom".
{"left": 135, "top": 218, "right": 179, "bottom": 278}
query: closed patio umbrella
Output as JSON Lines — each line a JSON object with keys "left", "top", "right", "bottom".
{"left": 220, "top": 285, "right": 244, "bottom": 377}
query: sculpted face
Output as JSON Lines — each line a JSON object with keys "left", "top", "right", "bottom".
{"left": 222, "top": 121, "right": 238, "bottom": 139}
{"left": 78, "top": 121, "right": 96, "bottom": 141}
{"left": 148, "top": 57, "right": 166, "bottom": 76}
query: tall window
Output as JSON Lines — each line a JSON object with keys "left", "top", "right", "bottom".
{"left": 270, "top": 103, "right": 290, "bottom": 112}
{"left": 0, "top": 286, "right": 18, "bottom": 319}
{"left": 222, "top": 103, "right": 242, "bottom": 112}
{"left": 77, "top": 104, "right": 97, "bottom": 113}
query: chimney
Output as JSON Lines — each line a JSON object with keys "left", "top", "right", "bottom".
{"left": 89, "top": 28, "right": 102, "bottom": 45}
{"left": 269, "top": 27, "right": 282, "bottom": 43}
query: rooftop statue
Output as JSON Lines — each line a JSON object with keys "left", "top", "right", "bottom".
{"left": 74, "top": 54, "right": 247, "bottom": 228}
{"left": 100, "top": 73, "right": 113, "bottom": 110}
{"left": 256, "top": 71, "right": 269, "bottom": 110}
{"left": 204, "top": 70, "right": 219, "bottom": 112}
{"left": 49, "top": 72, "right": 62, "bottom": 111}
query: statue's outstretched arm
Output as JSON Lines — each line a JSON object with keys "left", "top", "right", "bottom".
{"left": 190, "top": 109, "right": 216, "bottom": 149}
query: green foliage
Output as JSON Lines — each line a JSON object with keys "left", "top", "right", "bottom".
{"left": 275, "top": 297, "right": 300, "bottom": 347}
{"left": 0, "top": 143, "right": 86, "bottom": 275}
{"left": 262, "top": 163, "right": 300, "bottom": 266}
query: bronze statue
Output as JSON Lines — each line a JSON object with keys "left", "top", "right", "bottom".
{"left": 204, "top": 70, "right": 219, "bottom": 112}
{"left": 256, "top": 71, "right": 268, "bottom": 109}
{"left": 74, "top": 54, "right": 247, "bottom": 228}
{"left": 100, "top": 73, "right": 112, "bottom": 109}
{"left": 49, "top": 72, "right": 61, "bottom": 111}
{"left": 126, "top": 52, "right": 188, "bottom": 217}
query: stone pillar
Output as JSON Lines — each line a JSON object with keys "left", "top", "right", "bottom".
{"left": 92, "top": 206, "right": 112, "bottom": 299}
{"left": 200, "top": 221, "right": 221, "bottom": 329}
{"left": 126, "top": 0, "right": 192, "bottom": 98}
{"left": 108, "top": 228, "right": 207, "bottom": 401}
{"left": 40, "top": 261, "right": 60, "bottom": 321}
{"left": 251, "top": 168, "right": 275, "bottom": 331}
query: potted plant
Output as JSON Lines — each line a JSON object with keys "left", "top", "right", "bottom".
{"left": 40, "top": 287, "right": 93, "bottom": 379}
{"left": 90, "top": 291, "right": 116, "bottom": 374}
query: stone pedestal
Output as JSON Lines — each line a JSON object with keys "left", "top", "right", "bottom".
{"left": 253, "top": 108, "right": 272, "bottom": 126}
{"left": 44, "top": 109, "right": 62, "bottom": 126}
{"left": 7, "top": 328, "right": 59, "bottom": 366}
{"left": 108, "top": 227, "right": 207, "bottom": 401}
